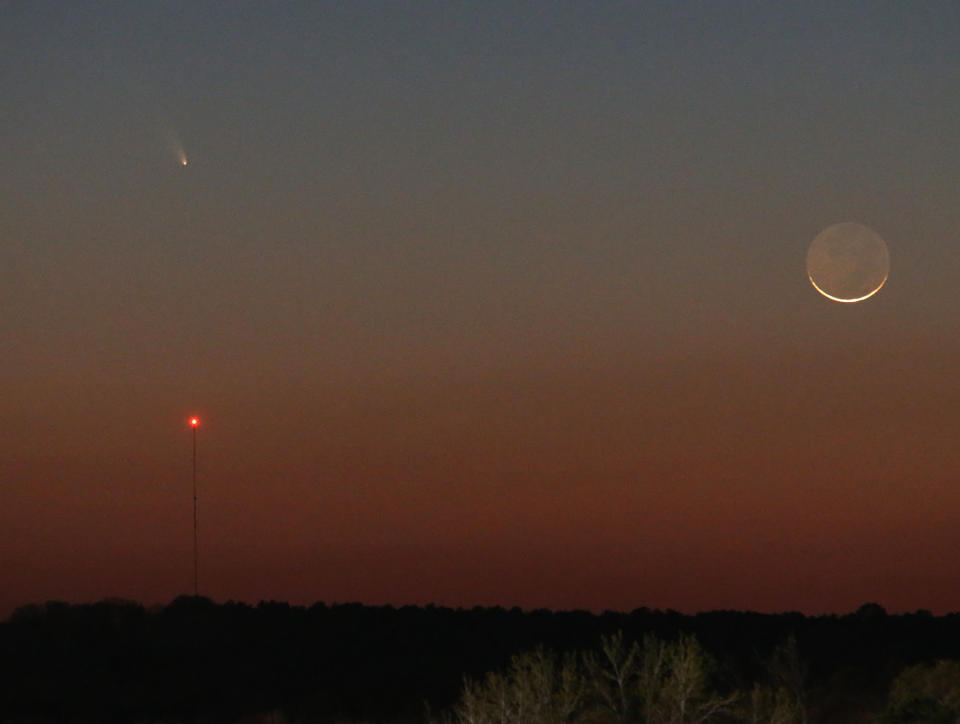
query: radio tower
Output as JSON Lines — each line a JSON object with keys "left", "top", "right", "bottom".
{"left": 189, "top": 416, "right": 200, "bottom": 596}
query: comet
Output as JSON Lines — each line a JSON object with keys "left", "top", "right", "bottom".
{"left": 165, "top": 128, "right": 189, "bottom": 167}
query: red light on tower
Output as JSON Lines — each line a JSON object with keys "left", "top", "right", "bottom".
{"left": 190, "top": 417, "right": 200, "bottom": 427}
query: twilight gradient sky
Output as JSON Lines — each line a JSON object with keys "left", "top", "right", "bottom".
{"left": 3, "top": 1, "right": 960, "bottom": 618}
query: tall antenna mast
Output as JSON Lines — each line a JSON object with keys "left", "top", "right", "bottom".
{"left": 189, "top": 416, "right": 200, "bottom": 596}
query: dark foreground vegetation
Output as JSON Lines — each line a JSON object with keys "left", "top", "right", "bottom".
{"left": 1, "top": 597, "right": 958, "bottom": 723}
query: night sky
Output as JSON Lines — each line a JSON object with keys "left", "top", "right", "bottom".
{"left": 3, "top": 1, "right": 960, "bottom": 619}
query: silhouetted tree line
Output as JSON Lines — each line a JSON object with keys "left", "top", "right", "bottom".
{"left": 0, "top": 597, "right": 958, "bottom": 723}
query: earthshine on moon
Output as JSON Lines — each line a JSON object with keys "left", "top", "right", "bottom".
{"left": 806, "top": 222, "right": 890, "bottom": 303}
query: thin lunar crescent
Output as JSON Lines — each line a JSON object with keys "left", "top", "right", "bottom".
{"left": 806, "top": 222, "right": 890, "bottom": 303}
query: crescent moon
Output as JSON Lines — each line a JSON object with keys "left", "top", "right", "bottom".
{"left": 808, "top": 272, "right": 888, "bottom": 303}
{"left": 806, "top": 222, "right": 890, "bottom": 303}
